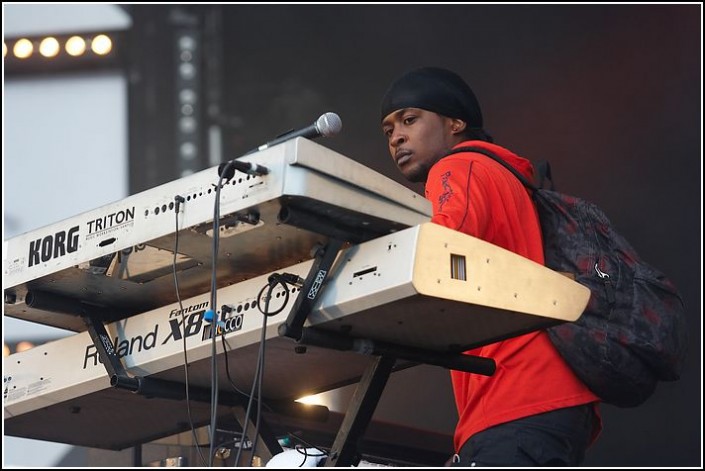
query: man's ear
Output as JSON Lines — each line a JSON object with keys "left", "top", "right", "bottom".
{"left": 450, "top": 119, "right": 467, "bottom": 135}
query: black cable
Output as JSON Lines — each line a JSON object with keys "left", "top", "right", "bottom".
{"left": 234, "top": 288, "right": 267, "bottom": 466}
{"left": 256, "top": 275, "right": 291, "bottom": 316}
{"left": 222, "top": 330, "right": 322, "bottom": 463}
{"left": 293, "top": 443, "right": 327, "bottom": 467}
{"left": 288, "top": 434, "right": 329, "bottom": 457}
{"left": 221, "top": 335, "right": 277, "bottom": 415}
{"left": 252, "top": 282, "right": 276, "bottom": 463}
{"left": 255, "top": 276, "right": 303, "bottom": 463}
{"left": 232, "top": 347, "right": 258, "bottom": 465}
{"left": 208, "top": 159, "right": 270, "bottom": 466}
{"left": 297, "top": 445, "right": 309, "bottom": 467}
{"left": 206, "top": 156, "right": 268, "bottom": 466}
{"left": 220, "top": 335, "right": 254, "bottom": 400}
{"left": 207, "top": 173, "right": 230, "bottom": 467}
{"left": 217, "top": 276, "right": 309, "bottom": 466}
{"left": 172, "top": 195, "right": 207, "bottom": 467}
{"left": 234, "top": 278, "right": 281, "bottom": 466}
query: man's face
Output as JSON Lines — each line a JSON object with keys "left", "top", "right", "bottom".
{"left": 381, "top": 108, "right": 458, "bottom": 183}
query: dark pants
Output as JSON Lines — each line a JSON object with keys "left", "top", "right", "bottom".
{"left": 451, "top": 404, "right": 596, "bottom": 467}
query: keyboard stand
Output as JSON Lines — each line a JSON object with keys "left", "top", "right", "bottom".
{"left": 325, "top": 355, "right": 396, "bottom": 466}
{"left": 272, "top": 218, "right": 497, "bottom": 466}
{"left": 296, "top": 328, "right": 496, "bottom": 466}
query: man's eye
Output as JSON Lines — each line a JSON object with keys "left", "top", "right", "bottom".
{"left": 403, "top": 116, "right": 416, "bottom": 125}
{"left": 383, "top": 129, "right": 392, "bottom": 137}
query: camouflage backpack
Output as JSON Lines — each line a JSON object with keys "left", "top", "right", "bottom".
{"left": 446, "top": 146, "right": 688, "bottom": 407}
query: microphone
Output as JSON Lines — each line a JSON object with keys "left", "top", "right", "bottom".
{"left": 217, "top": 112, "right": 342, "bottom": 180}
{"left": 257, "top": 112, "right": 342, "bottom": 152}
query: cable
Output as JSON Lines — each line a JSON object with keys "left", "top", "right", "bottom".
{"left": 297, "top": 445, "right": 310, "bottom": 467}
{"left": 251, "top": 276, "right": 303, "bottom": 465}
{"left": 220, "top": 335, "right": 255, "bottom": 400}
{"left": 256, "top": 275, "right": 292, "bottom": 317}
{"left": 221, "top": 335, "right": 277, "bottom": 415}
{"left": 252, "top": 285, "right": 274, "bottom": 464}
{"left": 234, "top": 284, "right": 268, "bottom": 466}
{"left": 206, "top": 172, "right": 231, "bottom": 467}
{"left": 217, "top": 275, "right": 307, "bottom": 466}
{"left": 208, "top": 158, "right": 271, "bottom": 466}
{"left": 288, "top": 434, "right": 329, "bottom": 457}
{"left": 172, "top": 195, "right": 207, "bottom": 467}
{"left": 294, "top": 443, "right": 328, "bottom": 467}
{"left": 235, "top": 276, "right": 288, "bottom": 466}
{"left": 210, "top": 163, "right": 246, "bottom": 466}
{"left": 251, "top": 277, "right": 295, "bottom": 463}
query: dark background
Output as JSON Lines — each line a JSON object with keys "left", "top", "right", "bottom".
{"left": 127, "top": 4, "right": 700, "bottom": 467}
{"left": 211, "top": 6, "right": 701, "bottom": 466}
{"left": 16, "top": 4, "right": 697, "bottom": 467}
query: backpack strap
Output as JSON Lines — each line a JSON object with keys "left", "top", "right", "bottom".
{"left": 444, "top": 146, "right": 541, "bottom": 193}
{"left": 534, "top": 160, "right": 555, "bottom": 190}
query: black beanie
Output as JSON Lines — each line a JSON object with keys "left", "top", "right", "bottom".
{"left": 380, "top": 67, "right": 483, "bottom": 129}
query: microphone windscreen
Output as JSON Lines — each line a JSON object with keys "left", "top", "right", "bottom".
{"left": 317, "top": 112, "right": 343, "bottom": 137}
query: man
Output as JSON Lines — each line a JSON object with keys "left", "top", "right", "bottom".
{"left": 380, "top": 67, "right": 601, "bottom": 466}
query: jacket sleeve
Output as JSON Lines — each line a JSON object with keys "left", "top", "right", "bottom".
{"left": 425, "top": 156, "right": 490, "bottom": 239}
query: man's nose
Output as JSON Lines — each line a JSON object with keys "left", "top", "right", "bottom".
{"left": 390, "top": 130, "right": 406, "bottom": 147}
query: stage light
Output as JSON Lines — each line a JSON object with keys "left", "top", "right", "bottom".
{"left": 179, "top": 88, "right": 197, "bottom": 105}
{"left": 295, "top": 394, "right": 325, "bottom": 406}
{"left": 91, "top": 34, "right": 112, "bottom": 55}
{"left": 13, "top": 38, "right": 33, "bottom": 59}
{"left": 15, "top": 341, "right": 35, "bottom": 353}
{"left": 180, "top": 142, "right": 197, "bottom": 160}
{"left": 179, "top": 116, "right": 197, "bottom": 134}
{"left": 65, "top": 36, "right": 87, "bottom": 56}
{"left": 179, "top": 62, "right": 197, "bottom": 80}
{"left": 6, "top": 31, "right": 125, "bottom": 76}
{"left": 39, "top": 37, "right": 60, "bottom": 58}
{"left": 178, "top": 35, "right": 197, "bottom": 52}
{"left": 175, "top": 28, "right": 203, "bottom": 177}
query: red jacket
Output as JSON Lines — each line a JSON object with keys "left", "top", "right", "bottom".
{"left": 425, "top": 140, "right": 600, "bottom": 452}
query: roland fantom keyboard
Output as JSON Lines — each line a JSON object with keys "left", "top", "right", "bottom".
{"left": 3, "top": 137, "right": 431, "bottom": 332}
{"left": 4, "top": 223, "right": 590, "bottom": 449}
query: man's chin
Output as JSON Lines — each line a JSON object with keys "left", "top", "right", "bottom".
{"left": 402, "top": 166, "right": 427, "bottom": 183}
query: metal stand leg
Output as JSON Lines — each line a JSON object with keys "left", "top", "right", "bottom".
{"left": 324, "top": 355, "right": 396, "bottom": 467}
{"left": 278, "top": 238, "right": 345, "bottom": 341}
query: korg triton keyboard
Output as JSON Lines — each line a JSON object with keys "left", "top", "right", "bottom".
{"left": 4, "top": 138, "right": 431, "bottom": 331}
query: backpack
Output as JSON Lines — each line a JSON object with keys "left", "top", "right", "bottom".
{"left": 445, "top": 146, "right": 689, "bottom": 407}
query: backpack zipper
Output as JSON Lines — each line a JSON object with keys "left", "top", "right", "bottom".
{"left": 595, "top": 262, "right": 615, "bottom": 305}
